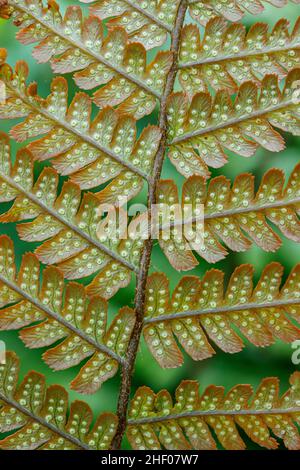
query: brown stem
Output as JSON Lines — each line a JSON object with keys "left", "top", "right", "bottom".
{"left": 110, "top": 0, "right": 188, "bottom": 450}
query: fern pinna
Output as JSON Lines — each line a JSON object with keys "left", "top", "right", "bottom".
{"left": 0, "top": 0, "right": 300, "bottom": 451}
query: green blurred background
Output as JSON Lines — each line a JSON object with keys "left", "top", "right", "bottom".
{"left": 0, "top": 1, "right": 300, "bottom": 449}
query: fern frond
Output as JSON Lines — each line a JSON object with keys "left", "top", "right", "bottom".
{"left": 0, "top": 351, "right": 118, "bottom": 449}
{"left": 5, "top": 0, "right": 173, "bottom": 118}
{"left": 157, "top": 163, "right": 300, "bottom": 270}
{"left": 0, "top": 236, "right": 136, "bottom": 394}
{"left": 0, "top": 61, "right": 163, "bottom": 194}
{"left": 2, "top": 0, "right": 300, "bottom": 451}
{"left": 80, "top": 0, "right": 180, "bottom": 50}
{"left": 142, "top": 263, "right": 300, "bottom": 367}
{"left": 189, "top": 0, "right": 300, "bottom": 26}
{"left": 167, "top": 70, "right": 300, "bottom": 179}
{"left": 179, "top": 17, "right": 300, "bottom": 96}
{"left": 0, "top": 235, "right": 135, "bottom": 393}
{"left": 127, "top": 374, "right": 300, "bottom": 450}
{"left": 0, "top": 134, "right": 143, "bottom": 298}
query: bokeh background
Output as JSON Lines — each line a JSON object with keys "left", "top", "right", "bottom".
{"left": 0, "top": 0, "right": 300, "bottom": 449}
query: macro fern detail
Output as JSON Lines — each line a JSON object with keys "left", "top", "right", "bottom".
{"left": 0, "top": 352, "right": 118, "bottom": 449}
{"left": 0, "top": 235, "right": 135, "bottom": 393}
{"left": 0, "top": 0, "right": 300, "bottom": 453}
{"left": 80, "top": 0, "right": 180, "bottom": 50}
{"left": 179, "top": 17, "right": 300, "bottom": 96}
{"left": 157, "top": 163, "right": 300, "bottom": 269}
{"left": 127, "top": 374, "right": 300, "bottom": 450}
{"left": 0, "top": 63, "right": 160, "bottom": 186}
{"left": 167, "top": 72, "right": 300, "bottom": 179}
{"left": 189, "top": 0, "right": 300, "bottom": 25}
{"left": 4, "top": 0, "right": 173, "bottom": 118}
{"left": 143, "top": 263, "right": 300, "bottom": 367}
{"left": 0, "top": 133, "right": 142, "bottom": 298}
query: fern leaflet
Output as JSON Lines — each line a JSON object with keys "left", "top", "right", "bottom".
{"left": 179, "top": 17, "right": 300, "bottom": 96}
{"left": 143, "top": 263, "right": 300, "bottom": 367}
{"left": 0, "top": 352, "right": 118, "bottom": 449}
{"left": 157, "top": 164, "right": 300, "bottom": 269}
{"left": 0, "top": 134, "right": 144, "bottom": 299}
{"left": 127, "top": 374, "right": 300, "bottom": 450}
{"left": 0, "top": 61, "right": 163, "bottom": 194}
{"left": 1, "top": 0, "right": 300, "bottom": 452}
{"left": 189, "top": 0, "right": 300, "bottom": 25}
{"left": 0, "top": 236, "right": 137, "bottom": 393}
{"left": 80, "top": 0, "right": 180, "bottom": 50}
{"left": 167, "top": 71, "right": 300, "bottom": 179}
{"left": 81, "top": 0, "right": 300, "bottom": 43}
{"left": 0, "top": 48, "right": 6, "bottom": 64}
{"left": 4, "top": 0, "right": 173, "bottom": 118}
